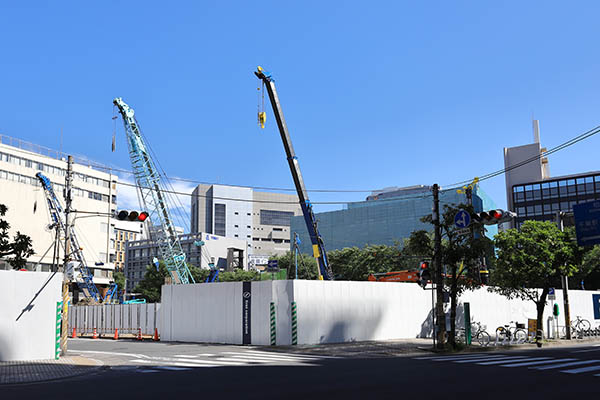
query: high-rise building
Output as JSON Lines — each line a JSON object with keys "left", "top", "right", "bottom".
{"left": 191, "top": 184, "right": 302, "bottom": 257}
{"left": 503, "top": 120, "right": 599, "bottom": 228}
{"left": 0, "top": 135, "right": 117, "bottom": 288}
{"left": 291, "top": 184, "right": 497, "bottom": 254}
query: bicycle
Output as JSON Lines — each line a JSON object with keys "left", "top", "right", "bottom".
{"left": 562, "top": 316, "right": 591, "bottom": 338}
{"left": 456, "top": 321, "right": 491, "bottom": 346}
{"left": 495, "top": 321, "right": 527, "bottom": 344}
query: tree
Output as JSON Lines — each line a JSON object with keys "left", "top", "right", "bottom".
{"left": 406, "top": 203, "right": 493, "bottom": 348}
{"left": 270, "top": 251, "right": 319, "bottom": 280}
{"left": 0, "top": 203, "right": 34, "bottom": 269}
{"left": 113, "top": 271, "right": 126, "bottom": 292}
{"left": 492, "top": 220, "right": 581, "bottom": 343}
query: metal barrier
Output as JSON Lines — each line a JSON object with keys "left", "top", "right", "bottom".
{"left": 69, "top": 303, "right": 161, "bottom": 337}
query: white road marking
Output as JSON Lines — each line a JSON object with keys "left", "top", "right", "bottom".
{"left": 532, "top": 360, "right": 600, "bottom": 370}
{"left": 571, "top": 348, "right": 600, "bottom": 353}
{"left": 215, "top": 356, "right": 281, "bottom": 364}
{"left": 173, "top": 355, "right": 200, "bottom": 358}
{"left": 242, "top": 350, "right": 338, "bottom": 359}
{"left": 477, "top": 357, "right": 550, "bottom": 366}
{"left": 153, "top": 366, "right": 193, "bottom": 371}
{"left": 70, "top": 350, "right": 149, "bottom": 359}
{"left": 222, "top": 351, "right": 321, "bottom": 361}
{"left": 501, "top": 358, "right": 576, "bottom": 367}
{"left": 561, "top": 365, "right": 600, "bottom": 374}
{"left": 130, "top": 358, "right": 246, "bottom": 367}
{"left": 453, "top": 356, "right": 525, "bottom": 365}
{"left": 415, "top": 354, "right": 504, "bottom": 361}
{"left": 139, "top": 370, "right": 159, "bottom": 373}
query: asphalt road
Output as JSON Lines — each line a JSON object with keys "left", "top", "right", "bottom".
{"left": 2, "top": 340, "right": 600, "bottom": 399}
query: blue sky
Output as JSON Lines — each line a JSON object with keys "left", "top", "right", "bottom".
{"left": 2, "top": 1, "right": 600, "bottom": 219}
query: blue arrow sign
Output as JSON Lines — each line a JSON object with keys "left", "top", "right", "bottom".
{"left": 454, "top": 210, "right": 471, "bottom": 229}
{"left": 573, "top": 201, "right": 600, "bottom": 246}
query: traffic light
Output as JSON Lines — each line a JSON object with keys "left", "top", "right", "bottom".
{"left": 116, "top": 210, "right": 149, "bottom": 222}
{"left": 479, "top": 266, "right": 489, "bottom": 285}
{"left": 418, "top": 261, "right": 431, "bottom": 288}
{"left": 471, "top": 209, "right": 516, "bottom": 225}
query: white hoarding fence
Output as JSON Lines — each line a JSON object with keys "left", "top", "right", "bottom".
{"left": 69, "top": 303, "right": 160, "bottom": 337}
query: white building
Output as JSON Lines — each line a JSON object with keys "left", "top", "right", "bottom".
{"left": 191, "top": 184, "right": 302, "bottom": 258}
{"left": 113, "top": 218, "right": 146, "bottom": 272}
{"left": 0, "top": 135, "right": 117, "bottom": 289}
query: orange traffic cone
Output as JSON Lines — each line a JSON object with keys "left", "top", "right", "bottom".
{"left": 153, "top": 328, "right": 159, "bottom": 341}
{"left": 92, "top": 327, "right": 98, "bottom": 339}
{"left": 137, "top": 327, "right": 143, "bottom": 341}
{"left": 113, "top": 328, "right": 119, "bottom": 340}
{"left": 71, "top": 327, "right": 77, "bottom": 338}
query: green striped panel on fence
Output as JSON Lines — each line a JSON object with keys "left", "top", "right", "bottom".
{"left": 55, "top": 302, "right": 62, "bottom": 360}
{"left": 291, "top": 301, "right": 297, "bottom": 345}
{"left": 270, "top": 302, "right": 276, "bottom": 345}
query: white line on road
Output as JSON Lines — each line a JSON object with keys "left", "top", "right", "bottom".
{"left": 453, "top": 356, "right": 526, "bottom": 365}
{"left": 173, "top": 355, "right": 200, "bottom": 358}
{"left": 476, "top": 357, "right": 543, "bottom": 365}
{"left": 130, "top": 359, "right": 220, "bottom": 368}
{"left": 434, "top": 355, "right": 508, "bottom": 362}
{"left": 414, "top": 354, "right": 500, "bottom": 361}
{"left": 242, "top": 350, "right": 338, "bottom": 359}
{"left": 561, "top": 365, "right": 600, "bottom": 374}
{"left": 500, "top": 358, "right": 576, "bottom": 367}
{"left": 71, "top": 350, "right": 149, "bottom": 359}
{"left": 571, "top": 348, "right": 600, "bottom": 353}
{"left": 532, "top": 360, "right": 600, "bottom": 370}
{"left": 130, "top": 358, "right": 247, "bottom": 366}
{"left": 222, "top": 351, "right": 321, "bottom": 361}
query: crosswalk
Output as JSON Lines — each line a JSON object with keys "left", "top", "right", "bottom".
{"left": 111, "top": 349, "right": 334, "bottom": 373}
{"left": 413, "top": 352, "right": 600, "bottom": 377}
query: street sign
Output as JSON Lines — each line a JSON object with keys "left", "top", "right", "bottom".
{"left": 456, "top": 228, "right": 470, "bottom": 236}
{"left": 573, "top": 201, "right": 600, "bottom": 246}
{"left": 454, "top": 210, "right": 471, "bottom": 229}
{"left": 267, "top": 260, "right": 279, "bottom": 272}
{"left": 593, "top": 294, "right": 600, "bottom": 320}
{"left": 548, "top": 287, "right": 556, "bottom": 301}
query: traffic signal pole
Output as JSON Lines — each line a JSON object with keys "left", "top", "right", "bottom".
{"left": 432, "top": 184, "right": 445, "bottom": 349}
{"left": 556, "top": 211, "right": 572, "bottom": 340}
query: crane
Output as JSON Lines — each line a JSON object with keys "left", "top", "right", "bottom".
{"left": 36, "top": 172, "right": 119, "bottom": 302}
{"left": 254, "top": 67, "right": 334, "bottom": 280}
{"left": 113, "top": 97, "right": 195, "bottom": 285}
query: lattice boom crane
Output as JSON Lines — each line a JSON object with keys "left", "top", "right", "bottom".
{"left": 113, "top": 97, "right": 195, "bottom": 285}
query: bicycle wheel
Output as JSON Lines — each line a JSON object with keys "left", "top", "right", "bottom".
{"left": 514, "top": 329, "right": 527, "bottom": 343}
{"left": 496, "top": 327, "right": 508, "bottom": 342}
{"left": 580, "top": 319, "right": 591, "bottom": 331}
{"left": 476, "top": 331, "right": 491, "bottom": 346}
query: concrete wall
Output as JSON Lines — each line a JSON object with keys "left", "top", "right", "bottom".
{"left": 0, "top": 270, "right": 62, "bottom": 361}
{"left": 160, "top": 280, "right": 600, "bottom": 345}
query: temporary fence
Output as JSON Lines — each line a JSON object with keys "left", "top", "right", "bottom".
{"left": 69, "top": 303, "right": 160, "bottom": 338}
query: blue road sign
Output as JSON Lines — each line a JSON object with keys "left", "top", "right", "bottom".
{"left": 454, "top": 210, "right": 471, "bottom": 229}
{"left": 267, "top": 260, "right": 279, "bottom": 272}
{"left": 573, "top": 201, "right": 600, "bottom": 246}
{"left": 593, "top": 294, "right": 600, "bottom": 320}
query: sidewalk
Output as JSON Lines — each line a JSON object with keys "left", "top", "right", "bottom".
{"left": 0, "top": 355, "right": 103, "bottom": 385}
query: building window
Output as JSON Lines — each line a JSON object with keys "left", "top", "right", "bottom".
{"left": 214, "top": 203, "right": 226, "bottom": 236}
{"left": 260, "top": 209, "right": 294, "bottom": 226}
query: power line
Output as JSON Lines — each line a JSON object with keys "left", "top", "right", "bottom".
{"left": 442, "top": 124, "right": 600, "bottom": 190}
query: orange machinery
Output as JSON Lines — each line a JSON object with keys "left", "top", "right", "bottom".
{"left": 367, "top": 270, "right": 420, "bottom": 282}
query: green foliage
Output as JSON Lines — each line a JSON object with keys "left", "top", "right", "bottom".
{"left": 219, "top": 269, "right": 260, "bottom": 282}
{"left": 329, "top": 244, "right": 405, "bottom": 280}
{"left": 270, "top": 251, "right": 319, "bottom": 280}
{"left": 491, "top": 220, "right": 581, "bottom": 302}
{"left": 113, "top": 271, "right": 126, "bottom": 291}
{"left": 0, "top": 203, "right": 35, "bottom": 269}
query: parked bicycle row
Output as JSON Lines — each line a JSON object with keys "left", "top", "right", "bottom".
{"left": 454, "top": 318, "right": 600, "bottom": 347}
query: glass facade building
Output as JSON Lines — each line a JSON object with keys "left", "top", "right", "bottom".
{"left": 511, "top": 171, "right": 600, "bottom": 228}
{"left": 291, "top": 185, "right": 497, "bottom": 254}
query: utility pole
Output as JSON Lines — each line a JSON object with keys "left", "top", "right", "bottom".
{"left": 432, "top": 184, "right": 445, "bottom": 349}
{"left": 556, "top": 211, "right": 572, "bottom": 340}
{"left": 60, "top": 155, "right": 74, "bottom": 356}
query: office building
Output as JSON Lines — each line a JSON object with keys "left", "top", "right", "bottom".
{"left": 124, "top": 232, "right": 247, "bottom": 292}
{"left": 0, "top": 135, "right": 117, "bottom": 287}
{"left": 504, "top": 120, "right": 599, "bottom": 228}
{"left": 191, "top": 184, "right": 302, "bottom": 257}
{"left": 113, "top": 219, "right": 146, "bottom": 272}
{"left": 291, "top": 184, "right": 497, "bottom": 254}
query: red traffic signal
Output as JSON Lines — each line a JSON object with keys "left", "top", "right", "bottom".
{"left": 116, "top": 210, "right": 149, "bottom": 222}
{"left": 472, "top": 209, "right": 515, "bottom": 225}
{"left": 418, "top": 261, "right": 431, "bottom": 288}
